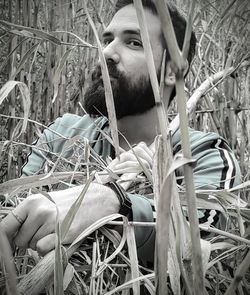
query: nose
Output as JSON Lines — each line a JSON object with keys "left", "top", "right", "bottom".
{"left": 103, "top": 40, "right": 120, "bottom": 64}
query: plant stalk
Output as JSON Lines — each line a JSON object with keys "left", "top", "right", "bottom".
{"left": 155, "top": 0, "right": 205, "bottom": 293}
{"left": 175, "top": 77, "right": 205, "bottom": 294}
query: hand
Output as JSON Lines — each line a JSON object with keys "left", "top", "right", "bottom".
{"left": 0, "top": 183, "right": 120, "bottom": 256}
{"left": 106, "top": 142, "right": 154, "bottom": 190}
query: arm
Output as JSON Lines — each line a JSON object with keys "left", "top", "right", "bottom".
{"left": 1, "top": 183, "right": 120, "bottom": 256}
{"left": 174, "top": 132, "right": 242, "bottom": 236}
{"left": 172, "top": 129, "right": 241, "bottom": 190}
{"left": 180, "top": 136, "right": 241, "bottom": 190}
{"left": 5, "top": 118, "right": 155, "bottom": 261}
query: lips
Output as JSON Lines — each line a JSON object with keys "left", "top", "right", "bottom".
{"left": 96, "top": 75, "right": 118, "bottom": 83}
{"left": 91, "top": 64, "right": 120, "bottom": 83}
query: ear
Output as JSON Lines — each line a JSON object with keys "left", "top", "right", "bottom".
{"left": 164, "top": 61, "right": 176, "bottom": 86}
{"left": 164, "top": 60, "right": 189, "bottom": 86}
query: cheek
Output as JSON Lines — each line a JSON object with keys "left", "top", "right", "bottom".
{"left": 123, "top": 55, "right": 149, "bottom": 81}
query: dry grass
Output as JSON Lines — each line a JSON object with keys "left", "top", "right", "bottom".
{"left": 0, "top": 0, "right": 250, "bottom": 294}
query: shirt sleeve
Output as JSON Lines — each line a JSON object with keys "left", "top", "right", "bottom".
{"left": 21, "top": 114, "right": 112, "bottom": 176}
{"left": 128, "top": 134, "right": 242, "bottom": 265}
{"left": 127, "top": 193, "right": 155, "bottom": 264}
{"left": 22, "top": 121, "right": 241, "bottom": 265}
{"left": 175, "top": 133, "right": 241, "bottom": 190}
{"left": 21, "top": 118, "right": 62, "bottom": 176}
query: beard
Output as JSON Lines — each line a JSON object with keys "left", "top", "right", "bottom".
{"left": 83, "top": 62, "right": 156, "bottom": 120}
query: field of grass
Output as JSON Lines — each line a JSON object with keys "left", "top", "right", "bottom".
{"left": 0, "top": 0, "right": 250, "bottom": 294}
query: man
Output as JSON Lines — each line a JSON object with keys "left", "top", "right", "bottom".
{"left": 1, "top": 0, "right": 240, "bottom": 265}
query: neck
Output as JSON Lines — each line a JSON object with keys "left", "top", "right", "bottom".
{"left": 117, "top": 87, "right": 172, "bottom": 150}
{"left": 117, "top": 106, "right": 160, "bottom": 150}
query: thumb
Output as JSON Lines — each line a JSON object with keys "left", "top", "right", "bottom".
{"left": 36, "top": 233, "right": 56, "bottom": 256}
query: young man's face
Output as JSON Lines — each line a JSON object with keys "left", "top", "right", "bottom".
{"left": 84, "top": 4, "right": 164, "bottom": 119}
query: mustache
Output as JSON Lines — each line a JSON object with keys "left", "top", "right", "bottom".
{"left": 91, "top": 62, "right": 122, "bottom": 81}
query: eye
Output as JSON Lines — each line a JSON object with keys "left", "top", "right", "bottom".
{"left": 102, "top": 38, "right": 113, "bottom": 46}
{"left": 127, "top": 39, "right": 143, "bottom": 49}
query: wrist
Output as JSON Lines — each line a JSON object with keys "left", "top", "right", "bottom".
{"left": 98, "top": 183, "right": 121, "bottom": 212}
{"left": 105, "top": 182, "right": 132, "bottom": 219}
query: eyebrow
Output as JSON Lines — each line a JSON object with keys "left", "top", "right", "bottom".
{"left": 102, "top": 29, "right": 141, "bottom": 39}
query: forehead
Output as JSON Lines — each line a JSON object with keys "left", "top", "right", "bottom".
{"left": 105, "top": 4, "right": 162, "bottom": 40}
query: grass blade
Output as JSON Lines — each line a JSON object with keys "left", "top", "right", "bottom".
{"left": 52, "top": 47, "right": 74, "bottom": 103}
{"left": 0, "top": 20, "right": 62, "bottom": 45}
{"left": 54, "top": 207, "right": 64, "bottom": 295}
{"left": 0, "top": 227, "right": 19, "bottom": 295}
{"left": 60, "top": 174, "right": 95, "bottom": 240}
{"left": 126, "top": 221, "right": 140, "bottom": 294}
{"left": 10, "top": 43, "right": 40, "bottom": 80}
{"left": 82, "top": 1, "right": 120, "bottom": 157}
{"left": 0, "top": 81, "right": 30, "bottom": 134}
{"left": 0, "top": 172, "right": 85, "bottom": 196}
{"left": 155, "top": 1, "right": 206, "bottom": 293}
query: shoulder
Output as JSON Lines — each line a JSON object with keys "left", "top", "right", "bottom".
{"left": 172, "top": 128, "right": 222, "bottom": 154}
{"left": 172, "top": 128, "right": 241, "bottom": 189}
{"left": 45, "top": 113, "right": 109, "bottom": 138}
{"left": 52, "top": 113, "right": 108, "bottom": 129}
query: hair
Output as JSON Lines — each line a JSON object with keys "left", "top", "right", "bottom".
{"left": 115, "top": 0, "right": 197, "bottom": 103}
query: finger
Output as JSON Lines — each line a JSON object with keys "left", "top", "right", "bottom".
{"left": 130, "top": 146, "right": 153, "bottom": 166}
{"left": 134, "top": 142, "right": 154, "bottom": 158}
{"left": 107, "top": 157, "right": 120, "bottom": 170}
{"left": 29, "top": 223, "right": 55, "bottom": 250}
{"left": 14, "top": 215, "right": 43, "bottom": 249}
{"left": 108, "top": 145, "right": 153, "bottom": 173}
{"left": 116, "top": 159, "right": 150, "bottom": 169}
{"left": 14, "top": 205, "right": 57, "bottom": 249}
{"left": 115, "top": 152, "right": 149, "bottom": 168}
{"left": 107, "top": 152, "right": 134, "bottom": 170}
{"left": 113, "top": 160, "right": 151, "bottom": 174}
{"left": 1, "top": 206, "right": 27, "bottom": 240}
{"left": 36, "top": 233, "right": 56, "bottom": 256}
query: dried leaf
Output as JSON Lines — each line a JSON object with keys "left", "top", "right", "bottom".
{"left": 0, "top": 20, "right": 62, "bottom": 45}
{"left": 83, "top": 2, "right": 120, "bottom": 157}
{"left": 0, "top": 80, "right": 30, "bottom": 134}
{"left": 60, "top": 174, "right": 94, "bottom": 240}
{"left": 126, "top": 222, "right": 140, "bottom": 295}
{"left": 63, "top": 263, "right": 75, "bottom": 291}
{"left": 54, "top": 209, "right": 64, "bottom": 295}
{"left": 0, "top": 172, "right": 85, "bottom": 196}
{"left": 10, "top": 43, "right": 40, "bottom": 80}
{"left": 52, "top": 48, "right": 73, "bottom": 103}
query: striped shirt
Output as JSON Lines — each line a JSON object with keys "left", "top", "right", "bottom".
{"left": 22, "top": 113, "right": 241, "bottom": 263}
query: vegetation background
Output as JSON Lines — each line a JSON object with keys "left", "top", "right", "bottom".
{"left": 0, "top": 0, "right": 249, "bottom": 187}
{"left": 0, "top": 0, "right": 250, "bottom": 294}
